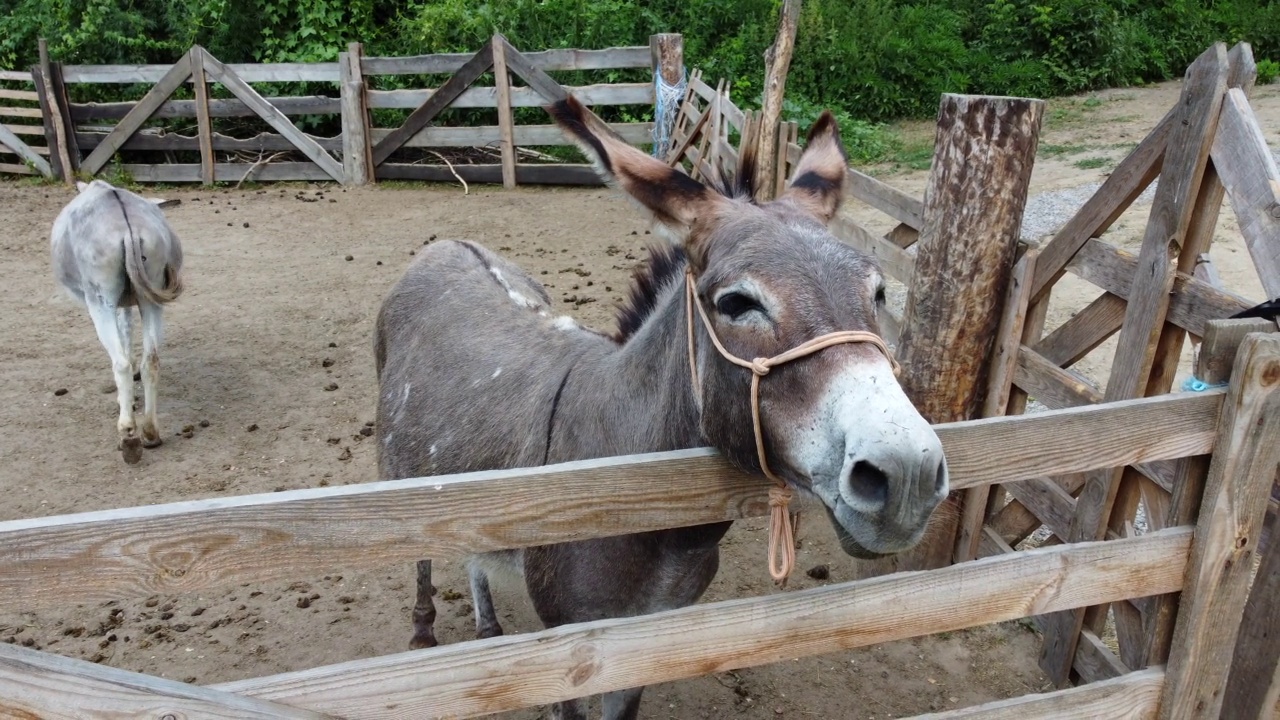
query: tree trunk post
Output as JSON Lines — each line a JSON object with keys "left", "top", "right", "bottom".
{"left": 754, "top": 0, "right": 800, "bottom": 200}
{"left": 649, "top": 33, "right": 684, "bottom": 161}
{"left": 853, "top": 93, "right": 1045, "bottom": 578}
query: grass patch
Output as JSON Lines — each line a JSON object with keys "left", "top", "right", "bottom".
{"left": 1073, "top": 156, "right": 1111, "bottom": 170}
{"left": 1039, "top": 143, "right": 1091, "bottom": 158}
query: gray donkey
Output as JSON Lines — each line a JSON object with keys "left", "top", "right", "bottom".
{"left": 51, "top": 179, "right": 184, "bottom": 464}
{"left": 375, "top": 97, "right": 948, "bottom": 720}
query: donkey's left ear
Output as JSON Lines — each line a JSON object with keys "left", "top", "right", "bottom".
{"left": 779, "top": 111, "right": 847, "bottom": 223}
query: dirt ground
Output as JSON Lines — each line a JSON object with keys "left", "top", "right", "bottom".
{"left": 0, "top": 76, "right": 1274, "bottom": 719}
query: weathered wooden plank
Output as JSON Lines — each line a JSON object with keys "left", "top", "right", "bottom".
{"left": 0, "top": 641, "right": 330, "bottom": 719}
{"left": 371, "top": 43, "right": 493, "bottom": 167}
{"left": 910, "top": 668, "right": 1161, "bottom": 720}
{"left": 1071, "top": 629, "right": 1128, "bottom": 684}
{"left": 123, "top": 162, "right": 332, "bottom": 183}
{"left": 339, "top": 43, "right": 372, "bottom": 187}
{"left": 366, "top": 82, "right": 651, "bottom": 111}
{"left": 1013, "top": 346, "right": 1103, "bottom": 408}
{"left": 499, "top": 39, "right": 569, "bottom": 104}
{"left": 846, "top": 166, "right": 925, "bottom": 228}
{"left": 0, "top": 105, "right": 43, "bottom": 118}
{"left": 1067, "top": 238, "right": 1255, "bottom": 336}
{"left": 201, "top": 49, "right": 343, "bottom": 182}
{"left": 2, "top": 124, "right": 45, "bottom": 135}
{"left": 1003, "top": 476, "right": 1077, "bottom": 542}
{"left": 0, "top": 70, "right": 32, "bottom": 81}
{"left": 72, "top": 95, "right": 341, "bottom": 121}
{"left": 0, "top": 391, "right": 1223, "bottom": 610}
{"left": 377, "top": 163, "right": 603, "bottom": 186}
{"left": 955, "top": 247, "right": 1038, "bottom": 563}
{"left": 62, "top": 62, "right": 339, "bottom": 84}
{"left": 387, "top": 121, "right": 653, "bottom": 148}
{"left": 78, "top": 130, "right": 342, "bottom": 153}
{"left": 830, "top": 215, "right": 916, "bottom": 285}
{"left": 214, "top": 531, "right": 1191, "bottom": 719}
{"left": 1030, "top": 109, "right": 1174, "bottom": 302}
{"left": 1222, "top": 498, "right": 1280, "bottom": 720}
{"left": 361, "top": 45, "right": 651, "bottom": 75}
{"left": 1212, "top": 87, "right": 1280, "bottom": 298}
{"left": 0, "top": 89, "right": 37, "bottom": 101}
{"left": 46, "top": 58, "right": 78, "bottom": 175}
{"left": 30, "top": 65, "right": 65, "bottom": 180}
{"left": 1040, "top": 44, "right": 1230, "bottom": 686}
{"left": 1033, "top": 292, "right": 1127, "bottom": 367}
{"left": 0, "top": 123, "right": 52, "bottom": 176}
{"left": 191, "top": 48, "right": 214, "bottom": 185}
{"left": 80, "top": 51, "right": 193, "bottom": 176}
{"left": 1162, "top": 332, "right": 1280, "bottom": 719}
{"left": 492, "top": 35, "right": 517, "bottom": 189}
{"left": 0, "top": 162, "right": 36, "bottom": 175}
{"left": 0, "top": 140, "right": 47, "bottom": 155}
{"left": 1196, "top": 317, "right": 1278, "bottom": 385}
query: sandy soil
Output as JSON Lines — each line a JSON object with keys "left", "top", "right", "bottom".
{"left": 0, "top": 76, "right": 1274, "bottom": 719}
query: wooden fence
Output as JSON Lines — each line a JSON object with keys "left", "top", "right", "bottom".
{"left": 0, "top": 330, "right": 1275, "bottom": 717}
{"left": 0, "top": 68, "right": 53, "bottom": 178}
{"left": 4, "top": 34, "right": 684, "bottom": 187}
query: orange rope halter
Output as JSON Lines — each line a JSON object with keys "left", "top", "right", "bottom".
{"left": 684, "top": 269, "right": 901, "bottom": 585}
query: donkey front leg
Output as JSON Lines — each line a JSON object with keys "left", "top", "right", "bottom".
{"left": 409, "top": 559, "right": 439, "bottom": 649}
{"left": 137, "top": 301, "right": 165, "bottom": 448}
{"left": 468, "top": 563, "right": 504, "bottom": 639}
{"left": 86, "top": 300, "right": 140, "bottom": 463}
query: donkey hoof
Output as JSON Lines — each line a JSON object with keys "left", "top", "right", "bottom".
{"left": 120, "top": 436, "right": 143, "bottom": 464}
{"left": 477, "top": 623, "right": 504, "bottom": 640}
{"left": 143, "top": 435, "right": 163, "bottom": 449}
{"left": 409, "top": 632, "right": 438, "bottom": 650}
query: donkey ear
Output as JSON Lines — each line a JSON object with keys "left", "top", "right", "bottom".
{"left": 780, "top": 111, "right": 848, "bottom": 223}
{"left": 548, "top": 95, "right": 726, "bottom": 241}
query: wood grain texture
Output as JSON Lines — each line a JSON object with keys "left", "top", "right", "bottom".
{"left": 0, "top": 392, "right": 1222, "bottom": 611}
{"left": 1013, "top": 346, "right": 1104, "bottom": 409}
{"left": 1222, "top": 492, "right": 1280, "bottom": 720}
{"left": 201, "top": 50, "right": 343, "bottom": 181}
{"left": 0, "top": 122, "right": 51, "bottom": 176}
{"left": 123, "top": 162, "right": 332, "bottom": 183}
{"left": 1067, "top": 238, "right": 1254, "bottom": 335}
{"left": 370, "top": 42, "right": 493, "bottom": 167}
{"left": 62, "top": 62, "right": 339, "bottom": 84}
{"left": 361, "top": 45, "right": 651, "bottom": 75}
{"left": 1003, "top": 477, "right": 1077, "bottom": 542}
{"left": 376, "top": 162, "right": 603, "bottom": 186}
{"left": 845, "top": 166, "right": 925, "bottom": 229}
{"left": 492, "top": 35, "right": 517, "bottom": 189}
{"left": 79, "top": 51, "right": 192, "bottom": 176}
{"left": 0, "top": 70, "right": 32, "bottom": 81}
{"left": 0, "top": 642, "right": 329, "bottom": 719}
{"left": 0, "top": 89, "right": 38, "bottom": 101}
{"left": 1212, "top": 87, "right": 1280, "bottom": 298}
{"left": 499, "top": 39, "right": 569, "bottom": 104}
{"left": 753, "top": 0, "right": 798, "bottom": 200}
{"left": 73, "top": 95, "right": 341, "bottom": 121}
{"left": 955, "top": 248, "right": 1038, "bottom": 563}
{"left": 1072, "top": 629, "right": 1129, "bottom": 684}
{"left": 1034, "top": 292, "right": 1127, "bottom": 367}
{"left": 1161, "top": 332, "right": 1280, "bottom": 719}
{"left": 1041, "top": 44, "right": 1230, "bottom": 686}
{"left": 339, "top": 44, "right": 372, "bottom": 187}
{"left": 213, "top": 530, "right": 1192, "bottom": 719}
{"left": 1196, "top": 318, "right": 1278, "bottom": 385}
{"left": 365, "top": 83, "right": 651, "bottom": 111}
{"left": 1030, "top": 109, "right": 1173, "bottom": 302}
{"left": 191, "top": 47, "right": 214, "bottom": 185}
{"left": 911, "top": 668, "right": 1162, "bottom": 720}
{"left": 830, "top": 214, "right": 916, "bottom": 285}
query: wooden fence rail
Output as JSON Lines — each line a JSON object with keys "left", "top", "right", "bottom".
{"left": 7, "top": 35, "right": 685, "bottom": 186}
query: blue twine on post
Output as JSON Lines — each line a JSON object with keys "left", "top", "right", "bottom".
{"left": 1181, "top": 375, "right": 1227, "bottom": 392}
{"left": 651, "top": 66, "right": 687, "bottom": 159}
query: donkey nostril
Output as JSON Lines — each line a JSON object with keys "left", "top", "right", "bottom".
{"left": 934, "top": 461, "right": 949, "bottom": 496}
{"left": 847, "top": 460, "right": 889, "bottom": 508}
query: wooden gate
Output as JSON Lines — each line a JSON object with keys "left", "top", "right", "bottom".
{"left": 0, "top": 70, "right": 53, "bottom": 178}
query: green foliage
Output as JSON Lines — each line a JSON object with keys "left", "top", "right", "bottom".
{"left": 2, "top": 0, "right": 1278, "bottom": 139}
{"left": 1258, "top": 59, "right": 1280, "bottom": 84}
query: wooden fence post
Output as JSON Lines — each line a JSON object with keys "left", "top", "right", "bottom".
{"left": 754, "top": 0, "right": 799, "bottom": 200}
{"left": 853, "top": 93, "right": 1044, "bottom": 579}
{"left": 33, "top": 38, "right": 73, "bottom": 183}
{"left": 191, "top": 47, "right": 214, "bottom": 186}
{"left": 1160, "top": 332, "right": 1280, "bottom": 719}
{"left": 340, "top": 42, "right": 372, "bottom": 186}
{"left": 492, "top": 34, "right": 517, "bottom": 189}
{"left": 649, "top": 33, "right": 684, "bottom": 160}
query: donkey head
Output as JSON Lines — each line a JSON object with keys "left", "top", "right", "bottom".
{"left": 550, "top": 97, "right": 948, "bottom": 559}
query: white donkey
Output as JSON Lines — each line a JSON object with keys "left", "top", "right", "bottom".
{"left": 51, "top": 179, "right": 184, "bottom": 464}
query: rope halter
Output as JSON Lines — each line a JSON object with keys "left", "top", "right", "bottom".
{"left": 684, "top": 269, "right": 901, "bottom": 585}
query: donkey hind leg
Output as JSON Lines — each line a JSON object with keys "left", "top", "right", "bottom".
{"left": 550, "top": 698, "right": 588, "bottom": 720}
{"left": 468, "top": 563, "right": 504, "bottom": 639}
{"left": 137, "top": 301, "right": 164, "bottom": 448}
{"left": 409, "top": 559, "right": 438, "bottom": 649}
{"left": 86, "top": 299, "right": 140, "bottom": 463}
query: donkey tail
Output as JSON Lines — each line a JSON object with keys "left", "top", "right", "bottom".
{"left": 123, "top": 232, "right": 183, "bottom": 305}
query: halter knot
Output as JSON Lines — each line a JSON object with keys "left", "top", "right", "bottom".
{"left": 750, "top": 359, "right": 772, "bottom": 376}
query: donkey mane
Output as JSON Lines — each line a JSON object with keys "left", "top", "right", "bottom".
{"left": 612, "top": 243, "right": 687, "bottom": 343}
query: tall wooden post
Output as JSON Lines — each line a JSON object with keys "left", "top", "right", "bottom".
{"left": 191, "top": 47, "right": 215, "bottom": 186}
{"left": 852, "top": 93, "right": 1044, "bottom": 579}
{"left": 753, "top": 0, "right": 799, "bottom": 200}
{"left": 33, "top": 38, "right": 74, "bottom": 184}
{"left": 492, "top": 35, "right": 517, "bottom": 189}
{"left": 340, "top": 42, "right": 372, "bottom": 186}
{"left": 649, "top": 33, "right": 684, "bottom": 160}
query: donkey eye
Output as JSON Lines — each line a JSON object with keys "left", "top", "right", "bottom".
{"left": 715, "top": 292, "right": 765, "bottom": 320}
